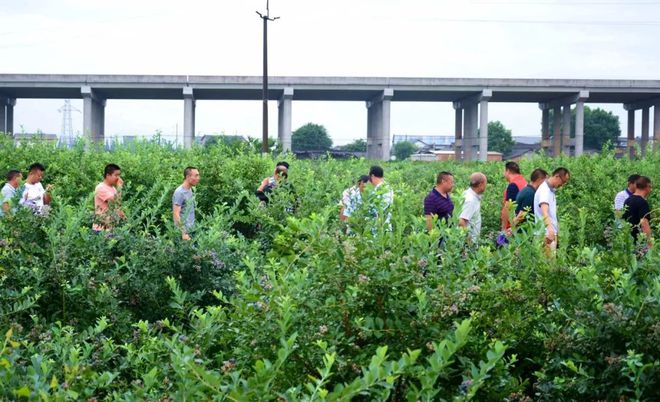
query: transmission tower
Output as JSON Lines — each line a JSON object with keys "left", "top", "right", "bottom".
{"left": 58, "top": 99, "right": 81, "bottom": 148}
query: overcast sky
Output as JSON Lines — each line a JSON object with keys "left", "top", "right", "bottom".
{"left": 2, "top": 0, "right": 660, "bottom": 145}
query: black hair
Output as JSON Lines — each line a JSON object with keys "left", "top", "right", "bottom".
{"left": 184, "top": 166, "right": 198, "bottom": 179}
{"left": 436, "top": 171, "right": 453, "bottom": 184}
{"left": 530, "top": 168, "right": 548, "bottom": 182}
{"left": 369, "top": 165, "right": 384, "bottom": 178}
{"left": 6, "top": 170, "right": 21, "bottom": 182}
{"left": 276, "top": 161, "right": 289, "bottom": 169}
{"left": 28, "top": 163, "right": 46, "bottom": 173}
{"left": 358, "top": 175, "right": 370, "bottom": 184}
{"left": 104, "top": 163, "right": 121, "bottom": 178}
{"left": 627, "top": 174, "right": 641, "bottom": 185}
{"left": 505, "top": 161, "right": 521, "bottom": 174}
{"left": 552, "top": 167, "right": 570, "bottom": 178}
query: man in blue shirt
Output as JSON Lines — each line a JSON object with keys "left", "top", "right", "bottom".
{"left": 424, "top": 171, "right": 454, "bottom": 231}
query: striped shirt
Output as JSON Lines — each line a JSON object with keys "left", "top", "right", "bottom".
{"left": 424, "top": 188, "right": 454, "bottom": 223}
{"left": 614, "top": 189, "right": 633, "bottom": 211}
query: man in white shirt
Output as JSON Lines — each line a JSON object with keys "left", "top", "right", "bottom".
{"left": 459, "top": 172, "right": 487, "bottom": 243}
{"left": 1, "top": 170, "right": 22, "bottom": 217}
{"left": 367, "top": 166, "right": 394, "bottom": 232}
{"left": 614, "top": 174, "right": 640, "bottom": 217}
{"left": 534, "top": 167, "right": 570, "bottom": 254}
{"left": 20, "top": 163, "right": 52, "bottom": 215}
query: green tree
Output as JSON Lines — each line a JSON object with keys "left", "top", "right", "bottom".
{"left": 487, "top": 121, "right": 515, "bottom": 155}
{"left": 339, "top": 138, "right": 367, "bottom": 152}
{"left": 548, "top": 106, "right": 621, "bottom": 151}
{"left": 392, "top": 141, "right": 418, "bottom": 161}
{"left": 292, "top": 123, "right": 333, "bottom": 152}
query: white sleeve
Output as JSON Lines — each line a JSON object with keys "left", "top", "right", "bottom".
{"left": 537, "top": 186, "right": 550, "bottom": 207}
{"left": 460, "top": 198, "right": 476, "bottom": 221}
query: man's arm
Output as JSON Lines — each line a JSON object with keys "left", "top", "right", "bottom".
{"left": 458, "top": 217, "right": 469, "bottom": 228}
{"left": 425, "top": 214, "right": 434, "bottom": 232}
{"left": 540, "top": 203, "right": 555, "bottom": 242}
{"left": 339, "top": 206, "right": 347, "bottom": 222}
{"left": 640, "top": 218, "right": 652, "bottom": 245}
{"left": 172, "top": 204, "right": 190, "bottom": 240}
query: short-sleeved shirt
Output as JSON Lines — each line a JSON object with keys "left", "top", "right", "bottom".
{"left": 368, "top": 181, "right": 394, "bottom": 230}
{"left": 614, "top": 189, "right": 633, "bottom": 211}
{"left": 622, "top": 195, "right": 652, "bottom": 240}
{"left": 1, "top": 183, "right": 18, "bottom": 217}
{"left": 340, "top": 186, "right": 362, "bottom": 218}
{"left": 20, "top": 182, "right": 46, "bottom": 211}
{"left": 515, "top": 184, "right": 536, "bottom": 219}
{"left": 534, "top": 180, "right": 558, "bottom": 235}
{"left": 459, "top": 188, "right": 482, "bottom": 240}
{"left": 93, "top": 182, "right": 119, "bottom": 231}
{"left": 173, "top": 185, "right": 196, "bottom": 231}
{"left": 424, "top": 188, "right": 454, "bottom": 224}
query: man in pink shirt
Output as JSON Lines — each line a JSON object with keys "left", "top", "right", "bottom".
{"left": 93, "top": 164, "right": 124, "bottom": 232}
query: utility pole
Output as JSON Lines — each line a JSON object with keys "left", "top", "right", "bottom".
{"left": 257, "top": 0, "right": 279, "bottom": 154}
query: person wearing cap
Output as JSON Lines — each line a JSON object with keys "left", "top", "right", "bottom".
{"left": 256, "top": 161, "right": 289, "bottom": 204}
{"left": 339, "top": 175, "right": 370, "bottom": 222}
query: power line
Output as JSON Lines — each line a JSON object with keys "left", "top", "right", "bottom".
{"left": 423, "top": 17, "right": 660, "bottom": 26}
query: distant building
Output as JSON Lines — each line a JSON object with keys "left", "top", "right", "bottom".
{"left": 410, "top": 150, "right": 503, "bottom": 162}
{"left": 13, "top": 133, "right": 59, "bottom": 146}
{"left": 392, "top": 134, "right": 454, "bottom": 151}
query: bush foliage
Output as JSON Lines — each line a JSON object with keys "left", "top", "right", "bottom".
{"left": 0, "top": 136, "right": 658, "bottom": 401}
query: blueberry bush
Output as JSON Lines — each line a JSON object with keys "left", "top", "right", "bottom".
{"left": 0, "top": 136, "right": 658, "bottom": 401}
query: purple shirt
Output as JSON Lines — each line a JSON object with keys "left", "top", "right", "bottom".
{"left": 424, "top": 188, "right": 454, "bottom": 222}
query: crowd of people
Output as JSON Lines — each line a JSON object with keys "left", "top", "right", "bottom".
{"left": 0, "top": 160, "right": 654, "bottom": 253}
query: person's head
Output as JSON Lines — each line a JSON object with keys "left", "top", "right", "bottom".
{"left": 529, "top": 168, "right": 548, "bottom": 189}
{"left": 6, "top": 170, "right": 22, "bottom": 187}
{"left": 103, "top": 164, "right": 121, "bottom": 185}
{"left": 369, "top": 165, "right": 384, "bottom": 185}
{"left": 183, "top": 166, "right": 200, "bottom": 186}
{"left": 503, "top": 161, "right": 521, "bottom": 182}
{"left": 548, "top": 167, "right": 570, "bottom": 189}
{"left": 435, "top": 171, "right": 454, "bottom": 193}
{"left": 27, "top": 163, "right": 46, "bottom": 183}
{"left": 626, "top": 174, "right": 641, "bottom": 192}
{"left": 469, "top": 172, "right": 488, "bottom": 194}
{"left": 634, "top": 176, "right": 652, "bottom": 197}
{"left": 274, "top": 165, "right": 288, "bottom": 182}
{"left": 357, "top": 175, "right": 370, "bottom": 193}
{"left": 275, "top": 161, "right": 289, "bottom": 176}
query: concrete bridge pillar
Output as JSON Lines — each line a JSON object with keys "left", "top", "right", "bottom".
{"left": 641, "top": 107, "right": 649, "bottom": 156}
{"left": 627, "top": 109, "right": 636, "bottom": 159}
{"left": 183, "top": 87, "right": 195, "bottom": 148}
{"left": 552, "top": 106, "right": 562, "bottom": 157}
{"left": 462, "top": 103, "right": 475, "bottom": 161}
{"left": 0, "top": 97, "right": 15, "bottom": 135}
{"left": 82, "top": 86, "right": 105, "bottom": 144}
{"left": 453, "top": 102, "right": 463, "bottom": 161}
{"left": 540, "top": 107, "right": 550, "bottom": 153}
{"left": 278, "top": 87, "right": 294, "bottom": 152}
{"left": 654, "top": 101, "right": 660, "bottom": 153}
{"left": 366, "top": 88, "right": 393, "bottom": 160}
{"left": 574, "top": 100, "right": 585, "bottom": 156}
{"left": 478, "top": 97, "right": 490, "bottom": 161}
{"left": 561, "top": 104, "right": 572, "bottom": 155}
